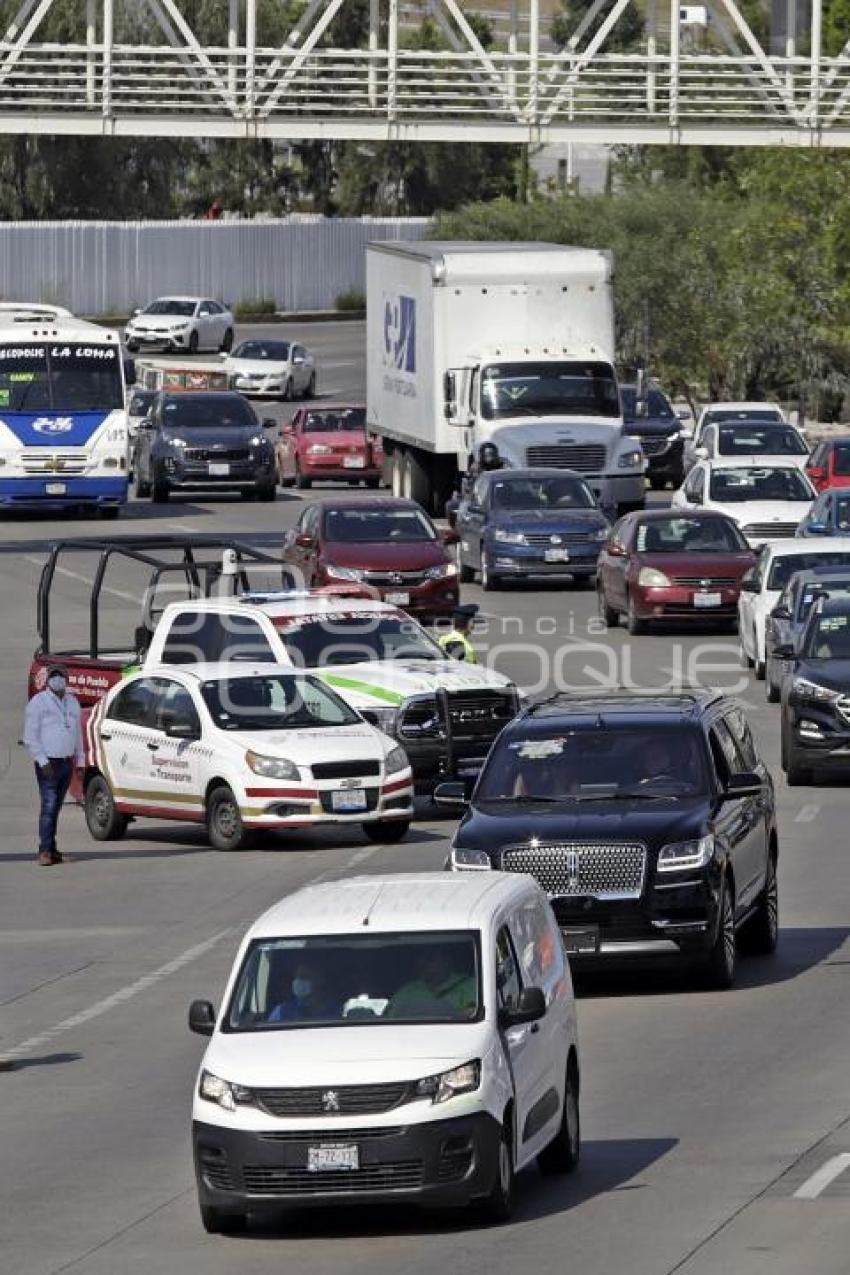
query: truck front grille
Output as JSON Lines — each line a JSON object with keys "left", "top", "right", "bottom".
{"left": 21, "top": 451, "right": 88, "bottom": 474}
{"left": 524, "top": 444, "right": 606, "bottom": 471}
{"left": 501, "top": 842, "right": 647, "bottom": 899}
{"left": 398, "top": 690, "right": 517, "bottom": 742}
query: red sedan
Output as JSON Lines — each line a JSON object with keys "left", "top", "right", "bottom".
{"left": 282, "top": 497, "right": 459, "bottom": 619}
{"left": 277, "top": 403, "right": 383, "bottom": 490}
{"left": 596, "top": 509, "right": 756, "bottom": 634}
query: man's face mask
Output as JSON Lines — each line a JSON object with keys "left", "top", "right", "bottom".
{"left": 48, "top": 675, "right": 67, "bottom": 693}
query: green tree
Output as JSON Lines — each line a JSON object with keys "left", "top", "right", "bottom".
{"left": 551, "top": 0, "right": 644, "bottom": 54}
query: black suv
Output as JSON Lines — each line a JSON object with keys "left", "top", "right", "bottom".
{"left": 439, "top": 690, "right": 778, "bottom": 988}
{"left": 778, "top": 596, "right": 850, "bottom": 785}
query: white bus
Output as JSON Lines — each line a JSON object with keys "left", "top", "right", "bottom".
{"left": 0, "top": 305, "right": 129, "bottom": 518}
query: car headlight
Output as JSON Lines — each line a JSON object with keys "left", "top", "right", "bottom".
{"left": 324, "top": 564, "right": 365, "bottom": 581}
{"left": 638, "top": 567, "right": 672, "bottom": 587}
{"left": 425, "top": 562, "right": 458, "bottom": 580}
{"left": 415, "top": 1060, "right": 480, "bottom": 1105}
{"left": 198, "top": 1070, "right": 255, "bottom": 1111}
{"left": 384, "top": 745, "right": 409, "bottom": 774}
{"left": 618, "top": 448, "right": 644, "bottom": 469}
{"left": 792, "top": 677, "right": 839, "bottom": 703}
{"left": 307, "top": 443, "right": 333, "bottom": 456}
{"left": 590, "top": 527, "right": 608, "bottom": 542}
{"left": 245, "top": 750, "right": 300, "bottom": 780}
{"left": 657, "top": 833, "right": 715, "bottom": 873}
{"left": 450, "top": 844, "right": 492, "bottom": 870}
{"left": 366, "top": 706, "right": 398, "bottom": 735}
{"left": 493, "top": 528, "right": 527, "bottom": 545}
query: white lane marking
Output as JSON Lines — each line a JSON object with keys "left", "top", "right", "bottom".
{"left": 793, "top": 1153, "right": 850, "bottom": 1199}
{"left": 1, "top": 928, "right": 232, "bottom": 1060}
{"left": 795, "top": 805, "right": 821, "bottom": 823}
{"left": 24, "top": 557, "right": 141, "bottom": 605}
{"left": 320, "top": 361, "right": 358, "bottom": 370}
{"left": 346, "top": 845, "right": 379, "bottom": 868}
{"left": 0, "top": 927, "right": 147, "bottom": 945}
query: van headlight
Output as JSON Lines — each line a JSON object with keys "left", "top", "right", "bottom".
{"left": 245, "top": 750, "right": 300, "bottom": 780}
{"left": 416, "top": 1060, "right": 480, "bottom": 1104}
{"left": 657, "top": 834, "right": 714, "bottom": 873}
{"left": 385, "top": 745, "right": 408, "bottom": 775}
{"left": 450, "top": 844, "right": 492, "bottom": 870}
{"left": 198, "top": 1070, "right": 255, "bottom": 1111}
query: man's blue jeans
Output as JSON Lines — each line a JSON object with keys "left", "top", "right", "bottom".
{"left": 35, "top": 758, "right": 73, "bottom": 855}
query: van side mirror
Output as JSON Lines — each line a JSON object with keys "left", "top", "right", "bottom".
{"left": 188, "top": 999, "right": 216, "bottom": 1035}
{"left": 443, "top": 370, "right": 457, "bottom": 418}
{"left": 500, "top": 986, "right": 546, "bottom": 1028}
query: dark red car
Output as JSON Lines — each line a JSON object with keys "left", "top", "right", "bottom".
{"left": 805, "top": 436, "right": 850, "bottom": 494}
{"left": 276, "top": 403, "right": 383, "bottom": 489}
{"left": 282, "top": 497, "right": 460, "bottom": 619}
{"left": 596, "top": 509, "right": 756, "bottom": 634}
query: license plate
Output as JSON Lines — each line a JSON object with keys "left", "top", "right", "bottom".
{"left": 344, "top": 456, "right": 366, "bottom": 468}
{"left": 45, "top": 482, "right": 66, "bottom": 495}
{"left": 386, "top": 591, "right": 410, "bottom": 605}
{"left": 560, "top": 926, "right": 599, "bottom": 955}
{"left": 208, "top": 463, "right": 230, "bottom": 476}
{"left": 307, "top": 1144, "right": 359, "bottom": 1173}
{"left": 331, "top": 787, "right": 367, "bottom": 813}
{"left": 694, "top": 591, "right": 722, "bottom": 608}
{"left": 544, "top": 548, "right": 571, "bottom": 563}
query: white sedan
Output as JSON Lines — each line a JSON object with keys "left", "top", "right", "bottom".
{"left": 125, "top": 297, "right": 235, "bottom": 355}
{"left": 81, "top": 664, "right": 413, "bottom": 851}
{"left": 223, "top": 338, "right": 316, "bottom": 401}
{"left": 672, "top": 458, "right": 815, "bottom": 548}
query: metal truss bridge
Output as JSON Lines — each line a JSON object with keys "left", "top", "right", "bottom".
{"left": 1, "top": 0, "right": 849, "bottom": 146}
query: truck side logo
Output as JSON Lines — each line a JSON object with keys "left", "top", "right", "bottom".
{"left": 32, "top": 416, "right": 75, "bottom": 435}
{"left": 383, "top": 295, "right": 416, "bottom": 374}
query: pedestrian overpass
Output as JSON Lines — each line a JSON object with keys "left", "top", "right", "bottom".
{"left": 1, "top": 0, "right": 848, "bottom": 145}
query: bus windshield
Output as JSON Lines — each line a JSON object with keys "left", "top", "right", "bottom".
{"left": 0, "top": 343, "right": 123, "bottom": 412}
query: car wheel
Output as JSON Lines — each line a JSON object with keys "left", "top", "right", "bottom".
{"left": 152, "top": 476, "right": 170, "bottom": 503}
{"left": 199, "top": 1203, "right": 247, "bottom": 1235}
{"left": 649, "top": 475, "right": 667, "bottom": 491}
{"left": 699, "top": 876, "right": 736, "bottom": 990}
{"left": 456, "top": 541, "right": 474, "bottom": 584}
{"left": 480, "top": 549, "right": 501, "bottom": 592}
{"left": 283, "top": 378, "right": 294, "bottom": 402}
{"left": 365, "top": 475, "right": 381, "bottom": 489}
{"left": 754, "top": 655, "right": 766, "bottom": 681}
{"left": 597, "top": 581, "right": 619, "bottom": 628}
{"left": 188, "top": 330, "right": 199, "bottom": 354}
{"left": 626, "top": 593, "right": 647, "bottom": 635}
{"left": 742, "top": 851, "right": 779, "bottom": 955}
{"left": 220, "top": 327, "right": 234, "bottom": 353}
{"left": 134, "top": 467, "right": 151, "bottom": 499}
{"left": 765, "top": 666, "right": 780, "bottom": 703}
{"left": 481, "top": 1120, "right": 515, "bottom": 1223}
{"left": 206, "top": 785, "right": 249, "bottom": 851}
{"left": 304, "top": 371, "right": 316, "bottom": 399}
{"left": 84, "top": 774, "right": 129, "bottom": 841}
{"left": 295, "top": 462, "right": 311, "bottom": 490}
{"left": 362, "top": 819, "right": 411, "bottom": 844}
{"left": 537, "top": 1057, "right": 580, "bottom": 1176}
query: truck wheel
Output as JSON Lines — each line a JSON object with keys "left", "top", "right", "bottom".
{"left": 206, "top": 785, "right": 250, "bottom": 851}
{"left": 402, "top": 449, "right": 432, "bottom": 510}
{"left": 85, "top": 774, "right": 129, "bottom": 841}
{"left": 362, "top": 819, "right": 410, "bottom": 844}
{"left": 538, "top": 1057, "right": 580, "bottom": 1176}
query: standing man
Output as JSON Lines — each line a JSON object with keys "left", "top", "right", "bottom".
{"left": 438, "top": 604, "right": 480, "bottom": 663}
{"left": 23, "top": 667, "right": 84, "bottom": 866}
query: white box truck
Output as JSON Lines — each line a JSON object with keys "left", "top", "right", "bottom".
{"left": 366, "top": 240, "right": 645, "bottom": 516}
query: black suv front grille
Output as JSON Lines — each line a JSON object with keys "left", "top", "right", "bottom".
{"left": 311, "top": 760, "right": 381, "bottom": 779}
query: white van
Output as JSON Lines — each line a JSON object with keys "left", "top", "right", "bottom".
{"left": 189, "top": 873, "right": 580, "bottom": 1232}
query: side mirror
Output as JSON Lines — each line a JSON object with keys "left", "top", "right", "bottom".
{"left": 295, "top": 532, "right": 315, "bottom": 549}
{"left": 690, "top": 491, "right": 703, "bottom": 506}
{"left": 132, "top": 307, "right": 141, "bottom": 317}
{"left": 606, "top": 540, "right": 627, "bottom": 557}
{"left": 806, "top": 520, "right": 827, "bottom": 535}
{"left": 161, "top": 711, "right": 199, "bottom": 740}
{"left": 139, "top": 417, "right": 155, "bottom": 431}
{"left": 293, "top": 354, "right": 305, "bottom": 365}
{"left": 676, "top": 406, "right": 691, "bottom": 421}
{"left": 433, "top": 781, "right": 470, "bottom": 808}
{"left": 188, "top": 999, "right": 216, "bottom": 1036}
{"left": 440, "top": 526, "right": 459, "bottom": 546}
{"left": 218, "top": 350, "right": 229, "bottom": 361}
{"left": 772, "top": 642, "right": 795, "bottom": 660}
{"left": 722, "top": 771, "right": 763, "bottom": 800}
{"left": 262, "top": 417, "right": 277, "bottom": 430}
{"left": 500, "top": 986, "right": 546, "bottom": 1028}
{"left": 443, "top": 369, "right": 457, "bottom": 418}
{"left": 739, "top": 572, "right": 759, "bottom": 593}
{"left": 808, "top": 466, "right": 825, "bottom": 480}
{"left": 133, "top": 623, "right": 151, "bottom": 655}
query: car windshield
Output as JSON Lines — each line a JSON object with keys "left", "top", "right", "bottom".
{"left": 480, "top": 360, "right": 619, "bottom": 421}
{"left": 128, "top": 389, "right": 154, "bottom": 416}
{"left": 225, "top": 931, "right": 482, "bottom": 1030}
{"left": 161, "top": 396, "right": 256, "bottom": 429}
{"left": 143, "top": 299, "right": 197, "bottom": 317}
{"left": 273, "top": 613, "right": 443, "bottom": 666}
{"left": 635, "top": 516, "right": 747, "bottom": 552}
{"left": 621, "top": 387, "right": 675, "bottom": 420}
{"left": 200, "top": 674, "right": 359, "bottom": 731}
{"left": 717, "top": 426, "right": 807, "bottom": 457}
{"left": 0, "top": 343, "right": 123, "bottom": 411}
{"left": 232, "top": 341, "right": 290, "bottom": 360}
{"left": 767, "top": 552, "right": 850, "bottom": 590}
{"left": 709, "top": 467, "right": 812, "bottom": 502}
{"left": 832, "top": 444, "right": 850, "bottom": 477}
{"left": 476, "top": 725, "right": 708, "bottom": 800}
{"left": 303, "top": 408, "right": 366, "bottom": 433}
{"left": 490, "top": 475, "right": 595, "bottom": 511}
{"left": 805, "top": 612, "right": 850, "bottom": 660}
{"left": 704, "top": 409, "right": 782, "bottom": 425}
{"left": 799, "top": 582, "right": 850, "bottom": 622}
{"left": 323, "top": 508, "right": 436, "bottom": 543}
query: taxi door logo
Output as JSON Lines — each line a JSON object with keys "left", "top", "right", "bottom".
{"left": 383, "top": 295, "right": 416, "bottom": 373}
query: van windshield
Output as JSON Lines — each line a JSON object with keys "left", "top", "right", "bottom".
{"left": 225, "top": 931, "right": 482, "bottom": 1029}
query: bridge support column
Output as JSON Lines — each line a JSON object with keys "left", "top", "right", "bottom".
{"left": 368, "top": 0, "right": 379, "bottom": 108}
{"left": 101, "top": 0, "right": 113, "bottom": 121}
{"left": 647, "top": 0, "right": 657, "bottom": 114}
{"left": 228, "top": 0, "right": 239, "bottom": 103}
{"left": 810, "top": 0, "right": 821, "bottom": 130}
{"left": 669, "top": 0, "right": 680, "bottom": 129}
{"left": 86, "top": 0, "right": 96, "bottom": 107}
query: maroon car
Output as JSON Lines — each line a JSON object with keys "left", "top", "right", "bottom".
{"left": 597, "top": 509, "right": 756, "bottom": 634}
{"left": 282, "top": 497, "right": 460, "bottom": 619}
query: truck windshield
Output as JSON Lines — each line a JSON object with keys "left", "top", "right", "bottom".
{"left": 200, "top": 673, "right": 360, "bottom": 730}
{"left": 273, "top": 614, "right": 443, "bottom": 665}
{"left": 0, "top": 343, "right": 123, "bottom": 412}
{"left": 480, "top": 361, "right": 619, "bottom": 421}
{"left": 226, "top": 931, "right": 481, "bottom": 1030}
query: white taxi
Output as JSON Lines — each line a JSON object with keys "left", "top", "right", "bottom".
{"left": 82, "top": 664, "right": 413, "bottom": 850}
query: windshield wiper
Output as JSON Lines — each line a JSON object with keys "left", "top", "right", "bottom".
{"left": 482, "top": 794, "right": 562, "bottom": 804}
